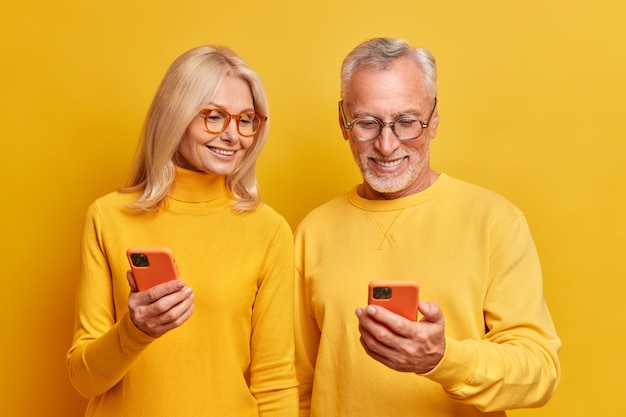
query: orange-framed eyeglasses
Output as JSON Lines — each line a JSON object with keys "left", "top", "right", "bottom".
{"left": 199, "top": 109, "right": 267, "bottom": 137}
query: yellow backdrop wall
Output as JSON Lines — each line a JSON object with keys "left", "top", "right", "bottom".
{"left": 1, "top": 0, "right": 624, "bottom": 416}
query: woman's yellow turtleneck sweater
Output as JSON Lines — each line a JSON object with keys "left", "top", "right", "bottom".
{"left": 68, "top": 167, "right": 298, "bottom": 417}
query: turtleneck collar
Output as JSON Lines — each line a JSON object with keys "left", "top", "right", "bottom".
{"left": 168, "top": 166, "right": 230, "bottom": 203}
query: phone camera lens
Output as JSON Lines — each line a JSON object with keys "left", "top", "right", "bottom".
{"left": 130, "top": 253, "right": 150, "bottom": 267}
{"left": 373, "top": 286, "right": 392, "bottom": 299}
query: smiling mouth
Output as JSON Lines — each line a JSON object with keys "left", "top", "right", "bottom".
{"left": 374, "top": 157, "right": 405, "bottom": 167}
{"left": 208, "top": 146, "right": 236, "bottom": 156}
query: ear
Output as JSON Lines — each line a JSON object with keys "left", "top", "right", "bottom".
{"left": 338, "top": 101, "right": 350, "bottom": 141}
{"left": 428, "top": 109, "right": 440, "bottom": 140}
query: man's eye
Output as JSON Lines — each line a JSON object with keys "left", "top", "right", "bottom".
{"left": 355, "top": 120, "right": 379, "bottom": 130}
{"left": 396, "top": 118, "right": 419, "bottom": 127}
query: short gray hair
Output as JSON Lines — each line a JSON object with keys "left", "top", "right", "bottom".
{"left": 340, "top": 37, "right": 437, "bottom": 102}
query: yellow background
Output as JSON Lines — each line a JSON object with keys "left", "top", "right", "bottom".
{"left": 2, "top": 0, "right": 624, "bottom": 415}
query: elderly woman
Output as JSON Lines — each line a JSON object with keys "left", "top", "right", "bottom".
{"left": 68, "top": 45, "right": 297, "bottom": 417}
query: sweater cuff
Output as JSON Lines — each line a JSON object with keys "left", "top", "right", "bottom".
{"left": 118, "top": 311, "right": 158, "bottom": 354}
{"left": 420, "top": 338, "right": 477, "bottom": 392}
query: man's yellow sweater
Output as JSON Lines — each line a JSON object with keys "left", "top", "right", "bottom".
{"left": 294, "top": 173, "right": 561, "bottom": 416}
{"left": 68, "top": 167, "right": 298, "bottom": 416}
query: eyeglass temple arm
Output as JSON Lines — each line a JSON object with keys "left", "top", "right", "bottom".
{"left": 339, "top": 100, "right": 352, "bottom": 129}
{"left": 423, "top": 97, "right": 438, "bottom": 127}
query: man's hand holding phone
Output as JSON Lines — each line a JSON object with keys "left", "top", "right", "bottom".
{"left": 356, "top": 280, "right": 446, "bottom": 374}
{"left": 126, "top": 247, "right": 194, "bottom": 338}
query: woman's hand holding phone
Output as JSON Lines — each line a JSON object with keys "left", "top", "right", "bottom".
{"left": 126, "top": 247, "right": 194, "bottom": 337}
{"left": 126, "top": 272, "right": 195, "bottom": 338}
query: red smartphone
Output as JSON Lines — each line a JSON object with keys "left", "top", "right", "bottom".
{"left": 368, "top": 280, "right": 420, "bottom": 321}
{"left": 126, "top": 247, "right": 180, "bottom": 291}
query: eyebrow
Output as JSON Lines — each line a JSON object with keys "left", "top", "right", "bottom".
{"left": 352, "top": 108, "right": 422, "bottom": 120}
{"left": 203, "top": 103, "right": 257, "bottom": 113}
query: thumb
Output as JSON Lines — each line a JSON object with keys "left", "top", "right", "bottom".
{"left": 126, "top": 270, "right": 138, "bottom": 293}
{"left": 419, "top": 301, "right": 444, "bottom": 325}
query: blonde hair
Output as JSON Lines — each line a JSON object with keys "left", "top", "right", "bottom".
{"left": 124, "top": 45, "right": 269, "bottom": 212}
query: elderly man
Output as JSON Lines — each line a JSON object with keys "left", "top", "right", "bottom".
{"left": 294, "top": 37, "right": 561, "bottom": 417}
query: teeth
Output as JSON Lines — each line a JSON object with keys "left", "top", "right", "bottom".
{"left": 377, "top": 159, "right": 403, "bottom": 167}
{"left": 209, "top": 147, "right": 235, "bottom": 156}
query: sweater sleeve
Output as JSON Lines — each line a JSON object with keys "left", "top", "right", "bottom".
{"left": 423, "top": 215, "right": 561, "bottom": 411}
{"left": 293, "top": 228, "right": 321, "bottom": 417}
{"left": 66, "top": 202, "right": 155, "bottom": 398}
{"left": 249, "top": 218, "right": 299, "bottom": 417}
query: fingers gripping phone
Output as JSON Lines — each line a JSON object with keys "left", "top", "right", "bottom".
{"left": 368, "top": 280, "right": 420, "bottom": 321}
{"left": 127, "top": 247, "right": 180, "bottom": 291}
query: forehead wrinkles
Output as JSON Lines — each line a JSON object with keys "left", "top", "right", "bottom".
{"left": 345, "top": 62, "right": 428, "bottom": 119}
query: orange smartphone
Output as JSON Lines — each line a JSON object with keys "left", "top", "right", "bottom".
{"left": 126, "top": 247, "right": 180, "bottom": 291}
{"left": 368, "top": 280, "right": 420, "bottom": 321}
